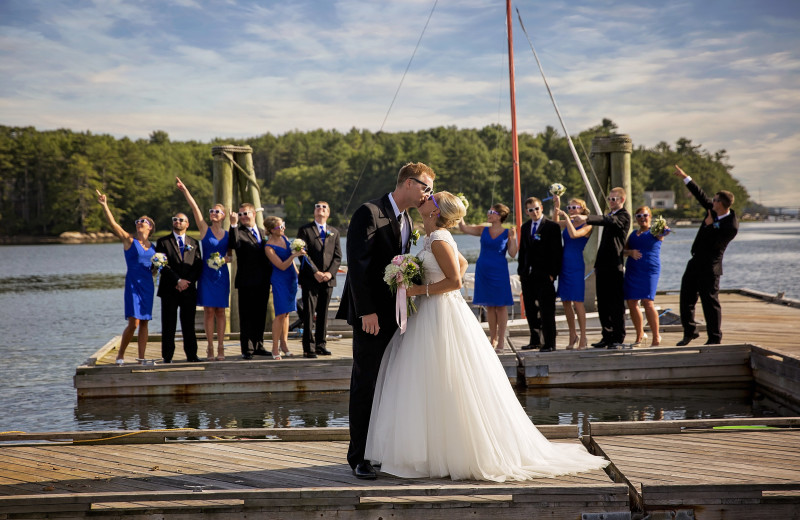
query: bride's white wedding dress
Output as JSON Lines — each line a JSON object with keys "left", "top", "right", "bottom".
{"left": 365, "top": 230, "right": 609, "bottom": 481}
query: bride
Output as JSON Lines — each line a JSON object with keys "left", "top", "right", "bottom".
{"left": 365, "top": 191, "right": 609, "bottom": 481}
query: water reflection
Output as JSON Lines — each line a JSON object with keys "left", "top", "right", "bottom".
{"left": 73, "top": 383, "right": 778, "bottom": 435}
{"left": 0, "top": 273, "right": 122, "bottom": 293}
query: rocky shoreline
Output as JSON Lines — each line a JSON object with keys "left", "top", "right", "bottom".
{"left": 0, "top": 232, "right": 118, "bottom": 245}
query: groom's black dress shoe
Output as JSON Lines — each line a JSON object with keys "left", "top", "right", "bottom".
{"left": 591, "top": 340, "right": 609, "bottom": 349}
{"left": 353, "top": 461, "right": 377, "bottom": 480}
{"left": 315, "top": 346, "right": 332, "bottom": 355}
{"left": 676, "top": 333, "right": 700, "bottom": 346}
{"left": 539, "top": 345, "right": 555, "bottom": 352}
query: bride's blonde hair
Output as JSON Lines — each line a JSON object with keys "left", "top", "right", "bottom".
{"left": 433, "top": 191, "right": 467, "bottom": 229}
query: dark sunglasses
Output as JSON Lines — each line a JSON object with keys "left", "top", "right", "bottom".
{"left": 172, "top": 217, "right": 187, "bottom": 222}
{"left": 635, "top": 213, "right": 650, "bottom": 218}
{"left": 566, "top": 205, "right": 582, "bottom": 211}
{"left": 409, "top": 177, "right": 433, "bottom": 194}
{"left": 607, "top": 196, "right": 621, "bottom": 202}
{"left": 526, "top": 207, "right": 541, "bottom": 213}
{"left": 209, "top": 209, "right": 224, "bottom": 215}
{"left": 315, "top": 204, "right": 328, "bottom": 209}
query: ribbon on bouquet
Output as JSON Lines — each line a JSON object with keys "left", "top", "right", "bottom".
{"left": 395, "top": 286, "right": 408, "bottom": 334}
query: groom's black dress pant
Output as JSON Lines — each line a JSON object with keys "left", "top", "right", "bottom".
{"left": 348, "top": 322, "right": 396, "bottom": 469}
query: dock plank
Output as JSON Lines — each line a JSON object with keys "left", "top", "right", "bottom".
{"left": 589, "top": 422, "right": 800, "bottom": 517}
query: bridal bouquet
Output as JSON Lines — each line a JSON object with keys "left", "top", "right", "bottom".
{"left": 151, "top": 252, "right": 168, "bottom": 286}
{"left": 650, "top": 215, "right": 670, "bottom": 237}
{"left": 206, "top": 252, "right": 226, "bottom": 270}
{"left": 384, "top": 254, "right": 424, "bottom": 334}
{"left": 290, "top": 238, "right": 306, "bottom": 252}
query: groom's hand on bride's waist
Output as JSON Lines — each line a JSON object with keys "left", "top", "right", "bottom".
{"left": 361, "top": 314, "right": 380, "bottom": 335}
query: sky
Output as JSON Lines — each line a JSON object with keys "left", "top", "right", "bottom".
{"left": 1, "top": 0, "right": 799, "bottom": 206}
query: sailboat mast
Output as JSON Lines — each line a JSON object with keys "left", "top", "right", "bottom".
{"left": 506, "top": 0, "right": 523, "bottom": 240}
{"left": 506, "top": 0, "right": 525, "bottom": 318}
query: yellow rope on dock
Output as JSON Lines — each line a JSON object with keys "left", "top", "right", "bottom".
{"left": 70, "top": 428, "right": 197, "bottom": 443}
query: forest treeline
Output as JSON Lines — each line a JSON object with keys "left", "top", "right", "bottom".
{"left": 0, "top": 119, "right": 755, "bottom": 236}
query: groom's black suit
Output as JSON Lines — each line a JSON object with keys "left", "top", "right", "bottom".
{"left": 336, "top": 193, "right": 411, "bottom": 470}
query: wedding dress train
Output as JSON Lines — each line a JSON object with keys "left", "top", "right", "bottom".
{"left": 365, "top": 229, "right": 609, "bottom": 481}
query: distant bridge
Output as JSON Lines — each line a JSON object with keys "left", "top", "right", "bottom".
{"left": 767, "top": 207, "right": 799, "bottom": 218}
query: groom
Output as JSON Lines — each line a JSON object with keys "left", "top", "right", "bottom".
{"left": 337, "top": 162, "right": 435, "bottom": 479}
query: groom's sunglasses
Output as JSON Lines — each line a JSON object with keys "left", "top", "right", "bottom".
{"left": 409, "top": 177, "right": 433, "bottom": 195}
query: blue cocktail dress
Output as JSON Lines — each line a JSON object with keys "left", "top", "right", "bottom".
{"left": 198, "top": 229, "right": 230, "bottom": 308}
{"left": 265, "top": 236, "right": 298, "bottom": 315}
{"left": 624, "top": 230, "right": 662, "bottom": 300}
{"left": 123, "top": 240, "right": 155, "bottom": 320}
{"left": 557, "top": 225, "right": 589, "bottom": 302}
{"left": 473, "top": 227, "right": 513, "bottom": 307}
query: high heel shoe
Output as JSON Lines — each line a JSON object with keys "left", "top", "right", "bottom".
{"left": 272, "top": 351, "right": 282, "bottom": 361}
{"left": 567, "top": 335, "right": 579, "bottom": 350}
{"left": 216, "top": 345, "right": 225, "bottom": 361}
{"left": 651, "top": 335, "right": 662, "bottom": 347}
{"left": 632, "top": 333, "right": 647, "bottom": 347}
{"left": 206, "top": 346, "right": 215, "bottom": 361}
{"left": 576, "top": 335, "right": 588, "bottom": 350}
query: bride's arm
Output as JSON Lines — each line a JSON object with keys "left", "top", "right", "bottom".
{"left": 458, "top": 252, "right": 468, "bottom": 279}
{"left": 407, "top": 240, "right": 462, "bottom": 296}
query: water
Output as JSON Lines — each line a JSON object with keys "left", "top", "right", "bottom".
{"left": 1, "top": 221, "right": 798, "bottom": 433}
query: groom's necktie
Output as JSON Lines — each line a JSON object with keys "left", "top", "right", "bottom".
{"left": 531, "top": 221, "right": 538, "bottom": 237}
{"left": 177, "top": 235, "right": 185, "bottom": 258}
{"left": 398, "top": 213, "right": 407, "bottom": 253}
{"left": 319, "top": 226, "right": 326, "bottom": 244}
{"left": 250, "top": 227, "right": 259, "bottom": 243}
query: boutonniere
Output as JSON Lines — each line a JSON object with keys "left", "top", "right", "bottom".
{"left": 185, "top": 244, "right": 194, "bottom": 251}
{"left": 533, "top": 233, "right": 541, "bottom": 241}
{"left": 712, "top": 221, "right": 720, "bottom": 229}
{"left": 410, "top": 229, "right": 421, "bottom": 246}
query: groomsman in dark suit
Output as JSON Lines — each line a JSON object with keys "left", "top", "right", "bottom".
{"left": 673, "top": 165, "right": 739, "bottom": 345}
{"left": 297, "top": 201, "right": 342, "bottom": 358}
{"left": 575, "top": 187, "right": 631, "bottom": 348}
{"left": 517, "top": 197, "right": 563, "bottom": 352}
{"left": 228, "top": 203, "right": 272, "bottom": 359}
{"left": 156, "top": 213, "right": 203, "bottom": 362}
{"left": 336, "top": 162, "right": 435, "bottom": 480}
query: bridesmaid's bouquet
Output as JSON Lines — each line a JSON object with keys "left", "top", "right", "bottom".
{"left": 384, "top": 254, "right": 424, "bottom": 333}
{"left": 206, "top": 252, "right": 226, "bottom": 270}
{"left": 549, "top": 183, "right": 566, "bottom": 197}
{"left": 650, "top": 216, "right": 670, "bottom": 238}
{"left": 151, "top": 252, "right": 168, "bottom": 286}
{"left": 151, "top": 253, "right": 168, "bottom": 269}
{"left": 290, "top": 238, "right": 306, "bottom": 252}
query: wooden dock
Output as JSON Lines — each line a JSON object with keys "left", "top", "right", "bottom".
{"left": 75, "top": 290, "right": 800, "bottom": 400}
{"left": 1, "top": 419, "right": 798, "bottom": 519}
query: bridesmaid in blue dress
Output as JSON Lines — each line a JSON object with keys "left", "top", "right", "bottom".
{"left": 97, "top": 189, "right": 155, "bottom": 365}
{"left": 458, "top": 203, "right": 518, "bottom": 353}
{"left": 624, "top": 206, "right": 666, "bottom": 347}
{"left": 176, "top": 177, "right": 231, "bottom": 361}
{"left": 264, "top": 216, "right": 306, "bottom": 360}
{"left": 553, "top": 196, "right": 593, "bottom": 349}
